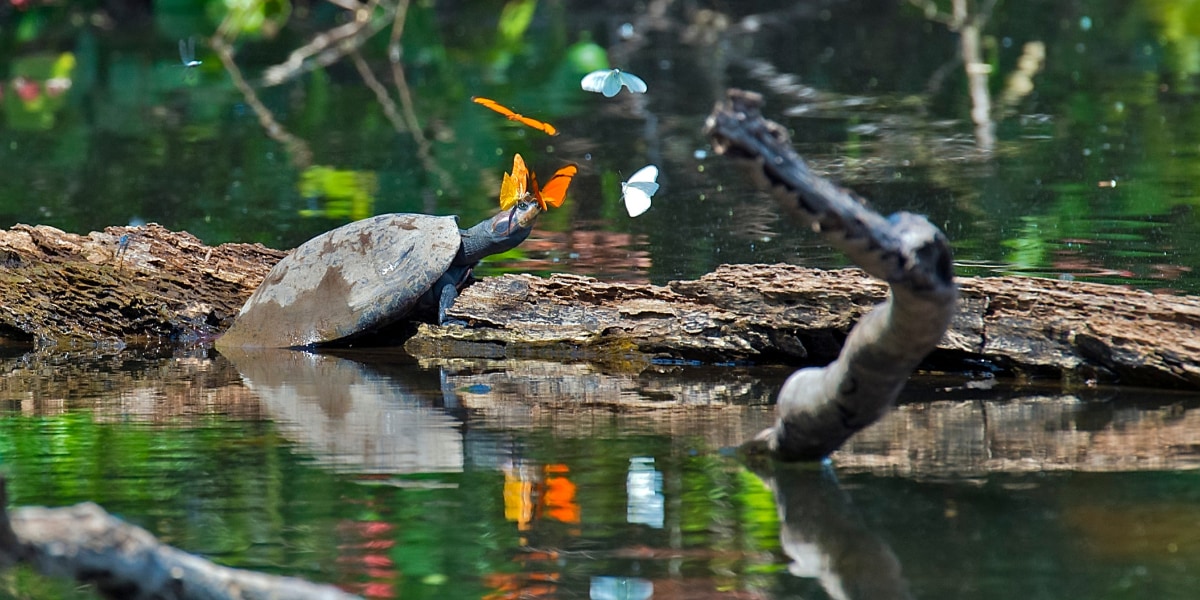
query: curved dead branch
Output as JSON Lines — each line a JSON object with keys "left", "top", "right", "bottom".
{"left": 705, "top": 89, "right": 958, "bottom": 460}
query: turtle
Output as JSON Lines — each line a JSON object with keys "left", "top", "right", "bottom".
{"left": 216, "top": 199, "right": 542, "bottom": 349}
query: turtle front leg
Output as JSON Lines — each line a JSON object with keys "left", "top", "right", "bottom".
{"left": 430, "top": 264, "right": 473, "bottom": 326}
{"left": 435, "top": 280, "right": 459, "bottom": 325}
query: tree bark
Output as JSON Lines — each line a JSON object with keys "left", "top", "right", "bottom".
{"left": 0, "top": 223, "right": 1196, "bottom": 389}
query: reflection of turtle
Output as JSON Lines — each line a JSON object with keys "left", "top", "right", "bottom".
{"left": 216, "top": 201, "right": 542, "bottom": 349}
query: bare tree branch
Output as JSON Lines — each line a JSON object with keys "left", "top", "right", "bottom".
{"left": 705, "top": 89, "right": 957, "bottom": 460}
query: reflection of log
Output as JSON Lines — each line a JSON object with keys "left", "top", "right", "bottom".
{"left": 0, "top": 479, "right": 360, "bottom": 600}
{"left": 1, "top": 348, "right": 1196, "bottom": 475}
{"left": 1, "top": 221, "right": 1197, "bottom": 388}
{"left": 834, "top": 389, "right": 1200, "bottom": 476}
{"left": 428, "top": 357, "right": 782, "bottom": 449}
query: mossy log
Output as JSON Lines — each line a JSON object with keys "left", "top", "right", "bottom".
{"left": 0, "top": 222, "right": 1196, "bottom": 388}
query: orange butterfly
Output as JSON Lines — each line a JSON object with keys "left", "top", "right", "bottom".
{"left": 472, "top": 96, "right": 559, "bottom": 136}
{"left": 530, "top": 164, "right": 577, "bottom": 211}
{"left": 497, "top": 154, "right": 576, "bottom": 212}
{"left": 499, "top": 154, "right": 530, "bottom": 210}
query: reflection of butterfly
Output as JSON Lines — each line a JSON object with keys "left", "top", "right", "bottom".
{"left": 621, "top": 165, "right": 659, "bottom": 218}
{"left": 472, "top": 96, "right": 559, "bottom": 136}
{"left": 499, "top": 153, "right": 530, "bottom": 210}
{"left": 581, "top": 69, "right": 648, "bottom": 97}
{"left": 179, "top": 37, "right": 202, "bottom": 68}
{"left": 531, "top": 164, "right": 577, "bottom": 211}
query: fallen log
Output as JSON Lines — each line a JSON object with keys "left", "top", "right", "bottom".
{"left": 0, "top": 223, "right": 1196, "bottom": 388}
{"left": 0, "top": 223, "right": 282, "bottom": 347}
{"left": 408, "top": 264, "right": 1200, "bottom": 389}
{"left": 0, "top": 478, "right": 360, "bottom": 600}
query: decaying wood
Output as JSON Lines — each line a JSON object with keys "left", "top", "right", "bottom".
{"left": 411, "top": 264, "right": 1200, "bottom": 389}
{"left": 0, "top": 478, "right": 360, "bottom": 600}
{"left": 0, "top": 222, "right": 1196, "bottom": 389}
{"left": 0, "top": 223, "right": 283, "bottom": 347}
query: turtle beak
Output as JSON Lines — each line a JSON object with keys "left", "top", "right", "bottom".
{"left": 505, "top": 205, "right": 519, "bottom": 232}
{"left": 492, "top": 201, "right": 540, "bottom": 236}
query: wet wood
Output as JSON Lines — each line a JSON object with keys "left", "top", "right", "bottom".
{"left": 0, "top": 223, "right": 283, "bottom": 347}
{"left": 413, "top": 264, "right": 1200, "bottom": 389}
{"left": 0, "top": 478, "right": 360, "bottom": 600}
{"left": 0, "top": 223, "right": 1197, "bottom": 388}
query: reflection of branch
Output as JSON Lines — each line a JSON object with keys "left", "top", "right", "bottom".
{"left": 0, "top": 478, "right": 361, "bottom": 600}
{"left": 906, "top": 0, "right": 954, "bottom": 26}
{"left": 911, "top": 0, "right": 998, "bottom": 151}
{"left": 387, "top": 0, "right": 456, "bottom": 194}
{"left": 997, "top": 41, "right": 1046, "bottom": 117}
{"left": 261, "top": 0, "right": 393, "bottom": 87}
{"left": 350, "top": 49, "right": 407, "bottom": 133}
{"left": 744, "top": 462, "right": 913, "bottom": 600}
{"left": 211, "top": 35, "right": 313, "bottom": 169}
{"left": 954, "top": 0, "right": 995, "bottom": 151}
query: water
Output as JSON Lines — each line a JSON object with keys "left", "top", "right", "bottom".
{"left": 3, "top": 1, "right": 1200, "bottom": 598}
{"left": 2, "top": 350, "right": 1200, "bottom": 598}
{"left": 1, "top": 1, "right": 1198, "bottom": 292}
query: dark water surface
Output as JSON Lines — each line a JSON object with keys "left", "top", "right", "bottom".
{"left": 2, "top": 1, "right": 1199, "bottom": 292}
{"left": 2, "top": 349, "right": 1200, "bottom": 599}
{"left": 4, "top": 1, "right": 1200, "bottom": 598}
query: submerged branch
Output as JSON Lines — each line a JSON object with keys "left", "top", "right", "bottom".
{"left": 704, "top": 89, "right": 958, "bottom": 460}
{"left": 0, "top": 478, "right": 360, "bottom": 599}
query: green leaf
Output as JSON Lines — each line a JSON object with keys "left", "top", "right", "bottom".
{"left": 498, "top": 0, "right": 537, "bottom": 44}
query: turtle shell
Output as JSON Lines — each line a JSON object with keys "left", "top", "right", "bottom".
{"left": 217, "top": 213, "right": 461, "bottom": 349}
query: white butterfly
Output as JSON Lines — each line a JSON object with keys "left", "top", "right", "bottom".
{"left": 581, "top": 68, "right": 648, "bottom": 97}
{"left": 621, "top": 165, "right": 659, "bottom": 218}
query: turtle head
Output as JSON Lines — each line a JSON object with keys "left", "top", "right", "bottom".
{"left": 457, "top": 198, "right": 542, "bottom": 264}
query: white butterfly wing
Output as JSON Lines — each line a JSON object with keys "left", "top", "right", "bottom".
{"left": 627, "top": 165, "right": 658, "bottom": 184}
{"left": 601, "top": 71, "right": 623, "bottom": 97}
{"left": 581, "top": 70, "right": 611, "bottom": 94}
{"left": 619, "top": 71, "right": 647, "bottom": 94}
{"left": 622, "top": 185, "right": 653, "bottom": 217}
{"left": 622, "top": 166, "right": 659, "bottom": 217}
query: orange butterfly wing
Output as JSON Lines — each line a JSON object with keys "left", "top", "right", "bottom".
{"left": 472, "top": 96, "right": 515, "bottom": 118}
{"left": 531, "top": 164, "right": 577, "bottom": 210}
{"left": 515, "top": 115, "right": 558, "bottom": 136}
{"left": 471, "top": 96, "right": 559, "bottom": 136}
{"left": 498, "top": 153, "right": 529, "bottom": 210}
